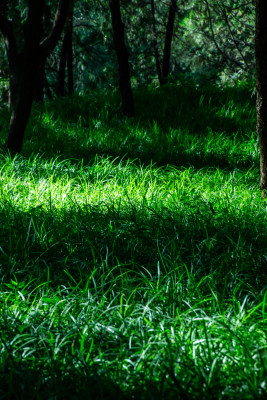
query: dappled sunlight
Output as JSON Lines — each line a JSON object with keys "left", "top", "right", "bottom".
{"left": 0, "top": 86, "right": 266, "bottom": 399}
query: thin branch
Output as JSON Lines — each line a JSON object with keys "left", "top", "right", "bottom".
{"left": 219, "top": 0, "right": 250, "bottom": 70}
{"left": 40, "top": 0, "right": 72, "bottom": 59}
{"left": 204, "top": 0, "right": 246, "bottom": 71}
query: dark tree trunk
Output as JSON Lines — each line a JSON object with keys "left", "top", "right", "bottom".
{"left": 33, "top": 5, "right": 52, "bottom": 102}
{"left": 9, "top": 56, "right": 22, "bottom": 108}
{"left": 109, "top": 0, "right": 134, "bottom": 116}
{"left": 67, "top": 17, "right": 74, "bottom": 95}
{"left": 150, "top": 0, "right": 162, "bottom": 85}
{"left": 33, "top": 62, "right": 46, "bottom": 102}
{"left": 58, "top": 2, "right": 73, "bottom": 96}
{"left": 0, "top": 0, "right": 72, "bottom": 155}
{"left": 67, "top": 0, "right": 74, "bottom": 94}
{"left": 44, "top": 75, "right": 53, "bottom": 100}
{"left": 255, "top": 0, "right": 267, "bottom": 197}
{"left": 5, "top": 0, "right": 44, "bottom": 155}
{"left": 58, "top": 33, "right": 68, "bottom": 95}
{"left": 161, "top": 0, "right": 177, "bottom": 85}
{"left": 39, "top": 0, "right": 72, "bottom": 59}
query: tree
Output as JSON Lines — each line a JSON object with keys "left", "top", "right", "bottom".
{"left": 150, "top": 0, "right": 163, "bottom": 85}
{"left": 34, "top": 4, "right": 53, "bottom": 102}
{"left": 255, "top": 0, "right": 267, "bottom": 197}
{"left": 161, "top": 0, "right": 177, "bottom": 85}
{"left": 109, "top": 0, "right": 134, "bottom": 116}
{"left": 0, "top": 0, "right": 72, "bottom": 155}
{"left": 150, "top": 0, "right": 177, "bottom": 85}
{"left": 58, "top": 0, "right": 74, "bottom": 95}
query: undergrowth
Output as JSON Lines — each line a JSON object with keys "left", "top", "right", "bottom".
{"left": 0, "top": 85, "right": 266, "bottom": 399}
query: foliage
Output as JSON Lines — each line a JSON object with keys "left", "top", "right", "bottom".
{"left": 0, "top": 0, "right": 256, "bottom": 99}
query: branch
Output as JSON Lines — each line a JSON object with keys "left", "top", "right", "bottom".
{"left": 204, "top": 0, "right": 245, "bottom": 71}
{"left": 219, "top": 0, "right": 250, "bottom": 70}
{"left": 40, "top": 0, "right": 72, "bottom": 59}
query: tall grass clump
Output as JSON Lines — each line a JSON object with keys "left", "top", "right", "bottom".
{"left": 0, "top": 84, "right": 266, "bottom": 399}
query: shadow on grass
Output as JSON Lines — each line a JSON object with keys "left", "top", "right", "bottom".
{"left": 0, "top": 357, "right": 224, "bottom": 400}
{"left": 17, "top": 85, "right": 257, "bottom": 171}
{"left": 0, "top": 201, "right": 266, "bottom": 400}
{"left": 0, "top": 361, "right": 169, "bottom": 400}
{"left": 133, "top": 85, "right": 255, "bottom": 137}
{"left": 40, "top": 85, "right": 255, "bottom": 137}
{"left": 1, "top": 342, "right": 266, "bottom": 400}
{"left": 0, "top": 196, "right": 266, "bottom": 293}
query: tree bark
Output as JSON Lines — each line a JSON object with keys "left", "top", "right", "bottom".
{"left": 109, "top": 0, "right": 134, "bottom": 116}
{"left": 255, "top": 0, "right": 267, "bottom": 197}
{"left": 58, "top": 32, "right": 68, "bottom": 95}
{"left": 161, "top": 0, "right": 177, "bottom": 85}
{"left": 0, "top": 0, "right": 72, "bottom": 155}
{"left": 40, "top": 0, "right": 72, "bottom": 60}
{"left": 58, "top": 1, "right": 74, "bottom": 96}
{"left": 5, "top": 0, "right": 44, "bottom": 154}
{"left": 150, "top": 0, "right": 163, "bottom": 85}
{"left": 33, "top": 62, "right": 46, "bottom": 102}
{"left": 33, "top": 5, "right": 52, "bottom": 102}
{"left": 67, "top": 18, "right": 74, "bottom": 95}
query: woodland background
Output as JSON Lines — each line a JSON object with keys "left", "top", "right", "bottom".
{"left": 0, "top": 2, "right": 266, "bottom": 400}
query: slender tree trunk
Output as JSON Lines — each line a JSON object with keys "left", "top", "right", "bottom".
{"left": 109, "top": 0, "right": 134, "bottom": 116}
{"left": 44, "top": 75, "right": 53, "bottom": 100}
{"left": 5, "top": 0, "right": 44, "bottom": 155}
{"left": 67, "top": 23, "right": 74, "bottom": 94}
{"left": 67, "top": 1, "right": 74, "bottom": 94}
{"left": 58, "top": 33, "right": 68, "bottom": 95}
{"left": 161, "top": 0, "right": 177, "bottom": 85}
{"left": 255, "top": 0, "right": 267, "bottom": 197}
{"left": 150, "top": 0, "right": 162, "bottom": 85}
{"left": 58, "top": 3, "right": 73, "bottom": 96}
{"left": 33, "top": 5, "right": 52, "bottom": 102}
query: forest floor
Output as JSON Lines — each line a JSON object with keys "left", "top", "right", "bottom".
{"left": 0, "top": 84, "right": 266, "bottom": 399}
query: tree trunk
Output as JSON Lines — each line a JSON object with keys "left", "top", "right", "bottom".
{"left": 5, "top": 0, "right": 44, "bottom": 155}
{"left": 255, "top": 0, "right": 267, "bottom": 197}
{"left": 33, "top": 62, "right": 46, "bottom": 102}
{"left": 67, "top": 19, "right": 74, "bottom": 94}
{"left": 161, "top": 0, "right": 177, "bottom": 85}
{"left": 67, "top": 1, "right": 74, "bottom": 94}
{"left": 9, "top": 56, "right": 22, "bottom": 108}
{"left": 58, "top": 2, "right": 73, "bottom": 96}
{"left": 33, "top": 5, "right": 52, "bottom": 102}
{"left": 109, "top": 0, "right": 134, "bottom": 116}
{"left": 150, "top": 0, "right": 163, "bottom": 85}
{"left": 58, "top": 33, "right": 68, "bottom": 95}
{"left": 0, "top": 0, "right": 71, "bottom": 155}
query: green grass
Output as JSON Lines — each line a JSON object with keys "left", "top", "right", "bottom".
{"left": 0, "top": 85, "right": 266, "bottom": 399}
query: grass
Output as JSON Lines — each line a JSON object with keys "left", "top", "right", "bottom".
{"left": 0, "top": 84, "right": 266, "bottom": 399}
